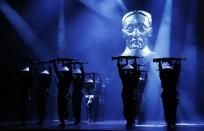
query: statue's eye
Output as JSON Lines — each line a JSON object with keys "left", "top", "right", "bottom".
{"left": 126, "top": 26, "right": 134, "bottom": 33}
{"left": 138, "top": 25, "right": 146, "bottom": 32}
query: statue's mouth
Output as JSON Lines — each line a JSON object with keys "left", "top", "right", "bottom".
{"left": 129, "top": 38, "right": 143, "bottom": 49}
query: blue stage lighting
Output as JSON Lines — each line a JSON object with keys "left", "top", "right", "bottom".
{"left": 0, "top": 1, "right": 53, "bottom": 59}
{"left": 144, "top": 0, "right": 172, "bottom": 121}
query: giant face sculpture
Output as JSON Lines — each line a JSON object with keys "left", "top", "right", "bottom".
{"left": 122, "top": 10, "right": 152, "bottom": 52}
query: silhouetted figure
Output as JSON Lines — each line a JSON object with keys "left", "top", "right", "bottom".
{"left": 50, "top": 58, "right": 73, "bottom": 128}
{"left": 136, "top": 70, "right": 148, "bottom": 124}
{"left": 34, "top": 62, "right": 52, "bottom": 125}
{"left": 84, "top": 73, "right": 95, "bottom": 122}
{"left": 15, "top": 58, "right": 35, "bottom": 126}
{"left": 116, "top": 57, "right": 141, "bottom": 129}
{"left": 154, "top": 58, "right": 182, "bottom": 128}
{"left": 72, "top": 63, "right": 85, "bottom": 125}
{"left": 85, "top": 94, "right": 95, "bottom": 122}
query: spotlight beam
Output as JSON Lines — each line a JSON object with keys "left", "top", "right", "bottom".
{"left": 58, "top": 0, "right": 66, "bottom": 57}
{"left": 116, "top": 0, "right": 127, "bottom": 13}
{"left": 79, "top": 0, "right": 123, "bottom": 23}
{"left": 144, "top": 0, "right": 172, "bottom": 121}
{"left": 0, "top": 1, "right": 54, "bottom": 60}
{"left": 154, "top": 0, "right": 172, "bottom": 57}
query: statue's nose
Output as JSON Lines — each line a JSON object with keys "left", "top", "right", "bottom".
{"left": 132, "top": 28, "right": 140, "bottom": 37}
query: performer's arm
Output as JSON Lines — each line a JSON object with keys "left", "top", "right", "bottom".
{"left": 48, "top": 63, "right": 52, "bottom": 76}
{"left": 117, "top": 60, "right": 123, "bottom": 78}
{"left": 80, "top": 64, "right": 85, "bottom": 81}
{"left": 51, "top": 60, "right": 59, "bottom": 77}
{"left": 158, "top": 61, "right": 163, "bottom": 79}
{"left": 158, "top": 61, "right": 162, "bottom": 71}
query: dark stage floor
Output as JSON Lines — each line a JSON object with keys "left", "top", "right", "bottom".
{"left": 1, "top": 120, "right": 204, "bottom": 131}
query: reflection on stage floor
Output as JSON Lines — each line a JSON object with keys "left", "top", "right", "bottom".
{"left": 1, "top": 120, "right": 204, "bottom": 131}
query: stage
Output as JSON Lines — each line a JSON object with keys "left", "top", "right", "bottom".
{"left": 1, "top": 0, "right": 204, "bottom": 131}
{"left": 1, "top": 120, "right": 204, "bottom": 130}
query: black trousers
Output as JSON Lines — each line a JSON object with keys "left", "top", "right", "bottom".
{"left": 19, "top": 89, "right": 30, "bottom": 123}
{"left": 122, "top": 90, "right": 137, "bottom": 125}
{"left": 57, "top": 94, "right": 68, "bottom": 123}
{"left": 161, "top": 91, "right": 178, "bottom": 125}
{"left": 72, "top": 92, "right": 83, "bottom": 122}
{"left": 37, "top": 91, "right": 49, "bottom": 122}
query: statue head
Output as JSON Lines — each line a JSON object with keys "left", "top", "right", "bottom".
{"left": 121, "top": 10, "right": 152, "bottom": 55}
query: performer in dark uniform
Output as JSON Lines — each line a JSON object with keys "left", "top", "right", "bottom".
{"left": 34, "top": 61, "right": 52, "bottom": 125}
{"left": 72, "top": 62, "right": 85, "bottom": 125}
{"left": 114, "top": 56, "right": 141, "bottom": 129}
{"left": 84, "top": 73, "right": 95, "bottom": 122}
{"left": 153, "top": 57, "right": 183, "bottom": 128}
{"left": 15, "top": 58, "right": 35, "bottom": 126}
{"left": 136, "top": 69, "right": 148, "bottom": 124}
{"left": 50, "top": 58, "right": 73, "bottom": 128}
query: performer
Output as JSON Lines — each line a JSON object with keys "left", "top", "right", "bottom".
{"left": 71, "top": 62, "right": 85, "bottom": 125}
{"left": 15, "top": 58, "right": 35, "bottom": 126}
{"left": 153, "top": 57, "right": 183, "bottom": 128}
{"left": 113, "top": 56, "right": 141, "bottom": 129}
{"left": 84, "top": 73, "right": 96, "bottom": 122}
{"left": 50, "top": 58, "right": 73, "bottom": 128}
{"left": 34, "top": 61, "right": 52, "bottom": 125}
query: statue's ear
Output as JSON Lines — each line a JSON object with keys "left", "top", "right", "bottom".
{"left": 121, "top": 29, "right": 125, "bottom": 38}
{"left": 121, "top": 29, "right": 128, "bottom": 39}
{"left": 148, "top": 27, "right": 153, "bottom": 37}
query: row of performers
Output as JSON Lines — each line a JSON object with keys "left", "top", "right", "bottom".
{"left": 15, "top": 58, "right": 106, "bottom": 128}
{"left": 15, "top": 56, "right": 185, "bottom": 129}
{"left": 112, "top": 56, "right": 185, "bottom": 129}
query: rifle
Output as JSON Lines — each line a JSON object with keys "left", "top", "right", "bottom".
{"left": 112, "top": 56, "right": 143, "bottom": 61}
{"left": 153, "top": 57, "right": 186, "bottom": 63}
